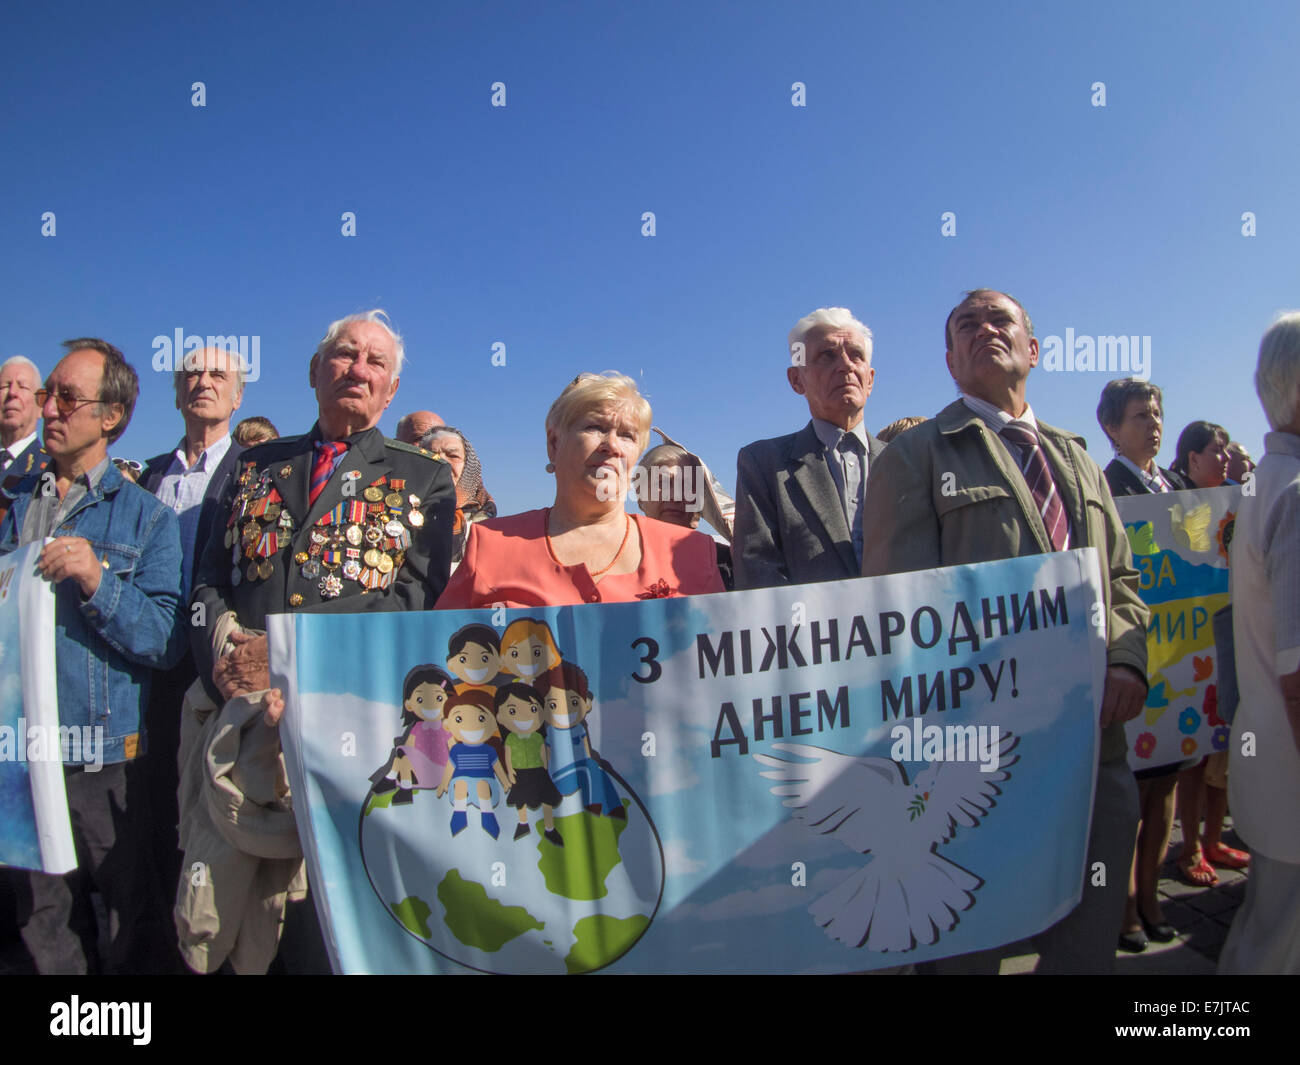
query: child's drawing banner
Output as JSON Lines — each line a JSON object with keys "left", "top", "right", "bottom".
{"left": 1116, "top": 486, "right": 1240, "bottom": 773}
{"left": 271, "top": 549, "right": 1106, "bottom": 973}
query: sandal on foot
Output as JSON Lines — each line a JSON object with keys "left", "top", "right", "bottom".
{"left": 1178, "top": 854, "right": 1219, "bottom": 887}
{"left": 1204, "top": 842, "right": 1250, "bottom": 869}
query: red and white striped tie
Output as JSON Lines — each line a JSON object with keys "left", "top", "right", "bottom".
{"left": 999, "top": 423, "right": 1068, "bottom": 551}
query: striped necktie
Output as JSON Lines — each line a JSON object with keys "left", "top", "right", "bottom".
{"left": 310, "top": 440, "right": 348, "bottom": 507}
{"left": 999, "top": 423, "right": 1068, "bottom": 551}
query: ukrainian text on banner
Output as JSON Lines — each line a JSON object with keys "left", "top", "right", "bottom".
{"left": 1116, "top": 486, "right": 1240, "bottom": 772}
{"left": 0, "top": 540, "right": 75, "bottom": 873}
{"left": 270, "top": 549, "right": 1106, "bottom": 973}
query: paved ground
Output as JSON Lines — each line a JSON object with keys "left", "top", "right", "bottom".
{"left": 1004, "top": 816, "right": 1250, "bottom": 974}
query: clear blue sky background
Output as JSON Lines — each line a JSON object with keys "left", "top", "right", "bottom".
{"left": 3, "top": 1, "right": 1295, "bottom": 513}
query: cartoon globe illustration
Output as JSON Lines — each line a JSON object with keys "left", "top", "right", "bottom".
{"left": 359, "top": 761, "right": 664, "bottom": 973}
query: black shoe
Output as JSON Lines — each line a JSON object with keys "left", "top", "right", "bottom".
{"left": 1139, "top": 912, "right": 1177, "bottom": 943}
{"left": 393, "top": 789, "right": 414, "bottom": 805}
{"left": 1118, "top": 928, "right": 1148, "bottom": 954}
{"left": 513, "top": 823, "right": 530, "bottom": 840}
{"left": 544, "top": 828, "right": 564, "bottom": 847}
{"left": 372, "top": 777, "right": 398, "bottom": 794}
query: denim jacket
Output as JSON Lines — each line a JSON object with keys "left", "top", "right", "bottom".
{"left": 0, "top": 460, "right": 187, "bottom": 765}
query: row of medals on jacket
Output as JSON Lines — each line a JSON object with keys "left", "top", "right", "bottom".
{"left": 224, "top": 463, "right": 425, "bottom": 599}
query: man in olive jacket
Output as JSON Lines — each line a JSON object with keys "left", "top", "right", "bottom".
{"left": 861, "top": 289, "right": 1148, "bottom": 974}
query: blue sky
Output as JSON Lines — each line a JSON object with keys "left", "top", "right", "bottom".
{"left": 3, "top": 1, "right": 1295, "bottom": 513}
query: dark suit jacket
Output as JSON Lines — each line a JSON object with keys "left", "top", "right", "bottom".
{"left": 732, "top": 420, "right": 886, "bottom": 589}
{"left": 191, "top": 425, "right": 456, "bottom": 703}
{"left": 0, "top": 437, "right": 49, "bottom": 526}
{"left": 142, "top": 436, "right": 246, "bottom": 589}
{"left": 1103, "top": 458, "right": 1190, "bottom": 497}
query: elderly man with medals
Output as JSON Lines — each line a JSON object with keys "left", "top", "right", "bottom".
{"left": 182, "top": 310, "right": 455, "bottom": 974}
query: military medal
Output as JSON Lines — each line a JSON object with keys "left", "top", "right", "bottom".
{"left": 246, "top": 560, "right": 261, "bottom": 582}
{"left": 363, "top": 486, "right": 383, "bottom": 502}
{"left": 319, "top": 573, "right": 343, "bottom": 598}
{"left": 345, "top": 524, "right": 363, "bottom": 546}
{"left": 258, "top": 560, "right": 273, "bottom": 580}
{"left": 376, "top": 552, "right": 394, "bottom": 574}
{"left": 301, "top": 560, "right": 321, "bottom": 579}
{"left": 343, "top": 558, "right": 362, "bottom": 581}
{"left": 408, "top": 510, "right": 424, "bottom": 527}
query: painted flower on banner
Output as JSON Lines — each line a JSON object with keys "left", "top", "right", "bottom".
{"left": 1182, "top": 737, "right": 1198, "bottom": 756}
{"left": 1217, "top": 512, "right": 1235, "bottom": 564}
{"left": 1134, "top": 733, "right": 1157, "bottom": 759}
{"left": 1178, "top": 708, "right": 1200, "bottom": 735}
{"left": 1212, "top": 726, "right": 1230, "bottom": 751}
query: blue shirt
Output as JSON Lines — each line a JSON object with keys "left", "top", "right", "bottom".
{"left": 0, "top": 460, "right": 187, "bottom": 764}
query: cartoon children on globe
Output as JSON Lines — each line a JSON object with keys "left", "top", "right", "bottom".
{"left": 437, "top": 692, "right": 512, "bottom": 838}
{"left": 495, "top": 682, "right": 565, "bottom": 846}
{"left": 371, "top": 621, "right": 624, "bottom": 837}
{"left": 371, "top": 664, "right": 457, "bottom": 805}
{"left": 536, "top": 661, "right": 625, "bottom": 820}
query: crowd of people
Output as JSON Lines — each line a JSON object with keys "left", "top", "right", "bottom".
{"left": 0, "top": 291, "right": 1295, "bottom": 975}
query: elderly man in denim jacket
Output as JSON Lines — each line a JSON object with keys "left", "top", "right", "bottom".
{"left": 0, "top": 338, "right": 186, "bottom": 974}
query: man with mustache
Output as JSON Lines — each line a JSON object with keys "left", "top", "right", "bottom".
{"left": 861, "top": 289, "right": 1148, "bottom": 974}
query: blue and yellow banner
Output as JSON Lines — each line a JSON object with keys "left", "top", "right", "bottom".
{"left": 1116, "top": 486, "right": 1240, "bottom": 772}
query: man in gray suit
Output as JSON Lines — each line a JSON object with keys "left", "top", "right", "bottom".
{"left": 733, "top": 307, "right": 885, "bottom": 589}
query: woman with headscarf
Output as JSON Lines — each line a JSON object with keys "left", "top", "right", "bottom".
{"left": 419, "top": 425, "right": 497, "bottom": 568}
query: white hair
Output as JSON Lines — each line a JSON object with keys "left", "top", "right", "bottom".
{"left": 1256, "top": 311, "right": 1300, "bottom": 430}
{"left": 315, "top": 309, "right": 405, "bottom": 382}
{"left": 787, "top": 307, "right": 873, "bottom": 363}
{"left": 1, "top": 355, "right": 41, "bottom": 384}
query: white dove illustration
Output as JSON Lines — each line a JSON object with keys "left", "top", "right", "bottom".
{"left": 753, "top": 731, "right": 1019, "bottom": 952}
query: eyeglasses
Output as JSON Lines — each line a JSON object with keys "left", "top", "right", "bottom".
{"left": 36, "top": 386, "right": 100, "bottom": 417}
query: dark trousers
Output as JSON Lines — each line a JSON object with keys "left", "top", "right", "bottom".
{"left": 12, "top": 761, "right": 163, "bottom": 974}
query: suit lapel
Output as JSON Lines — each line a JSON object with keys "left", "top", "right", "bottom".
{"left": 269, "top": 442, "right": 312, "bottom": 522}
{"left": 787, "top": 422, "right": 857, "bottom": 574}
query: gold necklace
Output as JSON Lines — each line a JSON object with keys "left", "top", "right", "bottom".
{"left": 544, "top": 509, "right": 632, "bottom": 577}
